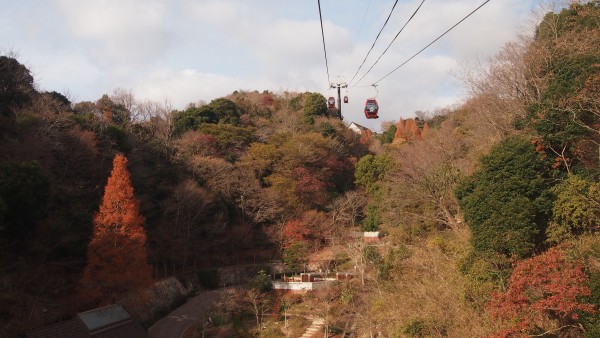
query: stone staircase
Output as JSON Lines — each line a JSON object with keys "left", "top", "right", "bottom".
{"left": 299, "top": 317, "right": 325, "bottom": 338}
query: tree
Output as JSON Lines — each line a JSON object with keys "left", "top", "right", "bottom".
{"left": 302, "top": 92, "right": 327, "bottom": 124}
{"left": 244, "top": 132, "right": 354, "bottom": 210}
{"left": 0, "top": 55, "right": 35, "bottom": 121}
{"left": 329, "top": 190, "right": 367, "bottom": 228}
{"left": 242, "top": 288, "right": 271, "bottom": 330}
{"left": 283, "top": 241, "right": 308, "bottom": 274}
{"left": 379, "top": 121, "right": 397, "bottom": 144}
{"left": 96, "top": 94, "right": 130, "bottom": 125}
{"left": 172, "top": 105, "right": 217, "bottom": 135}
{"left": 488, "top": 247, "right": 595, "bottom": 337}
{"left": 79, "top": 154, "right": 153, "bottom": 307}
{"left": 456, "top": 137, "right": 554, "bottom": 259}
{"left": 524, "top": 3, "right": 600, "bottom": 170}
{"left": 282, "top": 219, "right": 309, "bottom": 248}
{"left": 355, "top": 154, "right": 394, "bottom": 232}
{"left": 163, "top": 179, "right": 218, "bottom": 271}
{"left": 355, "top": 155, "right": 394, "bottom": 192}
{"left": 546, "top": 175, "right": 600, "bottom": 244}
{"left": 209, "top": 97, "right": 240, "bottom": 125}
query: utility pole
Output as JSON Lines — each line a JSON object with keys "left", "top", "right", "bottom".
{"left": 330, "top": 81, "right": 347, "bottom": 120}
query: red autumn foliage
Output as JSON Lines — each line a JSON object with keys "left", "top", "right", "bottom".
{"left": 78, "top": 154, "right": 153, "bottom": 308}
{"left": 488, "top": 246, "right": 594, "bottom": 337}
{"left": 282, "top": 210, "right": 330, "bottom": 250}
{"left": 261, "top": 94, "right": 274, "bottom": 106}
{"left": 293, "top": 167, "right": 326, "bottom": 194}
{"left": 282, "top": 219, "right": 309, "bottom": 248}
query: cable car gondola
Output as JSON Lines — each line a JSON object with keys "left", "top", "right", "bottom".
{"left": 327, "top": 96, "right": 336, "bottom": 109}
{"left": 343, "top": 95, "right": 348, "bottom": 103}
{"left": 364, "top": 98, "right": 379, "bottom": 119}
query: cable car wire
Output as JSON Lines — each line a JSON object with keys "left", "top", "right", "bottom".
{"left": 317, "top": 0, "right": 331, "bottom": 85}
{"left": 372, "top": 0, "right": 492, "bottom": 85}
{"left": 353, "top": 0, "right": 426, "bottom": 87}
{"left": 351, "top": 0, "right": 373, "bottom": 51}
{"left": 347, "top": 0, "right": 399, "bottom": 86}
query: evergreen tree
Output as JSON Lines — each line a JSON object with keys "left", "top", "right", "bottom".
{"left": 456, "top": 137, "right": 554, "bottom": 258}
{"left": 79, "top": 154, "right": 153, "bottom": 307}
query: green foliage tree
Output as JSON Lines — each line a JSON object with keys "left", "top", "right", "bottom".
{"left": 582, "top": 271, "right": 600, "bottom": 338}
{"left": 355, "top": 154, "right": 394, "bottom": 192}
{"left": 251, "top": 270, "right": 272, "bottom": 292}
{"left": 456, "top": 137, "right": 554, "bottom": 259}
{"left": 209, "top": 98, "right": 240, "bottom": 125}
{"left": 546, "top": 175, "right": 600, "bottom": 244}
{"left": 284, "top": 241, "right": 307, "bottom": 274}
{"left": 172, "top": 98, "right": 240, "bottom": 136}
{"left": 172, "top": 105, "right": 217, "bottom": 135}
{"left": 355, "top": 154, "right": 394, "bottom": 231}
{"left": 379, "top": 123, "right": 397, "bottom": 144}
{"left": 302, "top": 92, "right": 327, "bottom": 124}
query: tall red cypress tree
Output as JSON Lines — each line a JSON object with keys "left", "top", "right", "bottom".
{"left": 79, "top": 153, "right": 153, "bottom": 307}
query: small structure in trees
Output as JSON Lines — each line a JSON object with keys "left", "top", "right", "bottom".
{"left": 272, "top": 272, "right": 353, "bottom": 294}
{"left": 348, "top": 122, "right": 370, "bottom": 135}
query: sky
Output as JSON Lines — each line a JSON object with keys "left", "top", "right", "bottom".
{"left": 1, "top": 0, "right": 542, "bottom": 131}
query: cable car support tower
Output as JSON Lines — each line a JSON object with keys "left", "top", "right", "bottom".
{"left": 330, "top": 80, "right": 348, "bottom": 120}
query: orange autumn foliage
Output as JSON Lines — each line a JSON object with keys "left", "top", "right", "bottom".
{"left": 393, "top": 118, "right": 423, "bottom": 143}
{"left": 78, "top": 154, "right": 153, "bottom": 307}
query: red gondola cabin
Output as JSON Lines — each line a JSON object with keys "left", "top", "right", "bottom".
{"left": 364, "top": 98, "right": 379, "bottom": 119}
{"left": 327, "top": 96, "right": 336, "bottom": 109}
{"left": 343, "top": 95, "right": 349, "bottom": 103}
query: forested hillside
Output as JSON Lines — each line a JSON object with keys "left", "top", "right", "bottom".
{"left": 350, "top": 2, "right": 600, "bottom": 337}
{"left": 0, "top": 53, "right": 370, "bottom": 334}
{"left": 1, "top": 2, "right": 600, "bottom": 337}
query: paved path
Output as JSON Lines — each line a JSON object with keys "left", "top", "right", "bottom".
{"left": 148, "top": 289, "right": 226, "bottom": 338}
{"left": 300, "top": 317, "right": 324, "bottom": 338}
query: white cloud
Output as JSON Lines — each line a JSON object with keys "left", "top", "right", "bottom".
{"left": 54, "top": 0, "right": 170, "bottom": 64}
{"left": 134, "top": 68, "right": 270, "bottom": 108}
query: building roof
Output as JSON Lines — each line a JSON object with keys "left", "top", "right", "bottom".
{"left": 26, "top": 304, "right": 149, "bottom": 338}
{"left": 348, "top": 122, "right": 370, "bottom": 133}
{"left": 78, "top": 304, "right": 131, "bottom": 332}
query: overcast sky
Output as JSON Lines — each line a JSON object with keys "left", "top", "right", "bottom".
{"left": 1, "top": 0, "right": 541, "bottom": 131}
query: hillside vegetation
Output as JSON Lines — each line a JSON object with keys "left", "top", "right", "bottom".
{"left": 0, "top": 57, "right": 369, "bottom": 334}
{"left": 350, "top": 2, "right": 600, "bottom": 337}
{"left": 1, "top": 2, "right": 600, "bottom": 337}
